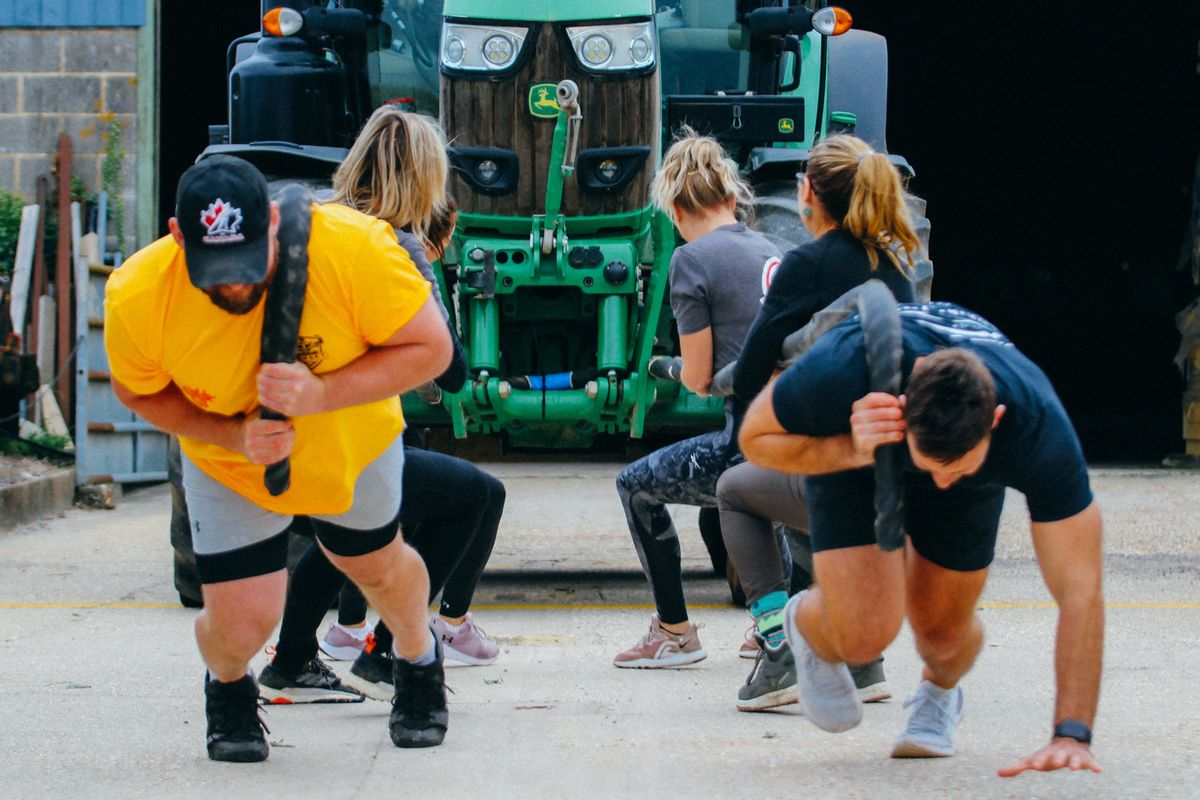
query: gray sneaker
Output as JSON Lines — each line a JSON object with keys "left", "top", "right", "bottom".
{"left": 851, "top": 657, "right": 892, "bottom": 703}
{"left": 891, "top": 681, "right": 965, "bottom": 758}
{"left": 782, "top": 590, "right": 862, "bottom": 732}
{"left": 736, "top": 636, "right": 798, "bottom": 712}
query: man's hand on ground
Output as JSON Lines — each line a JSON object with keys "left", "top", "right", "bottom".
{"left": 239, "top": 412, "right": 295, "bottom": 465}
{"left": 997, "top": 739, "right": 1101, "bottom": 778}
{"left": 257, "top": 361, "right": 328, "bottom": 417}
{"left": 849, "top": 392, "right": 906, "bottom": 459}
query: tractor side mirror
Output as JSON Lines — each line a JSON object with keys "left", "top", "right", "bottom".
{"left": 745, "top": 6, "right": 814, "bottom": 38}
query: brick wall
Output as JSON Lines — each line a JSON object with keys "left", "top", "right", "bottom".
{"left": 0, "top": 28, "right": 139, "bottom": 254}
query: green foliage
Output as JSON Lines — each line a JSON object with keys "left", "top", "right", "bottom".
{"left": 28, "top": 431, "right": 72, "bottom": 451}
{"left": 70, "top": 173, "right": 93, "bottom": 204}
{"left": 0, "top": 437, "right": 35, "bottom": 456}
{"left": 0, "top": 431, "right": 73, "bottom": 459}
{"left": 0, "top": 189, "right": 27, "bottom": 277}
{"left": 101, "top": 119, "right": 126, "bottom": 251}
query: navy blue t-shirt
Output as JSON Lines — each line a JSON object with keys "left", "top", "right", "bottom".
{"left": 771, "top": 303, "right": 1092, "bottom": 523}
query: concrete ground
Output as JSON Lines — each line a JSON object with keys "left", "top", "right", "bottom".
{"left": 1, "top": 463, "right": 1198, "bottom": 799}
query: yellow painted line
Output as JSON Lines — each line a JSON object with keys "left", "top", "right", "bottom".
{"left": 979, "top": 601, "right": 1200, "bottom": 609}
{"left": 476, "top": 601, "right": 1200, "bottom": 611}
{"left": 1, "top": 601, "right": 1197, "bottom": 611}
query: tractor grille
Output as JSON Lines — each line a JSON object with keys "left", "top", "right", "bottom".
{"left": 441, "top": 22, "right": 659, "bottom": 219}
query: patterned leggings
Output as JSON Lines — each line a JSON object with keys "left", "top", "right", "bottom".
{"left": 615, "top": 408, "right": 741, "bottom": 624}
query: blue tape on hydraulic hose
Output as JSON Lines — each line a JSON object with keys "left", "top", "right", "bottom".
{"left": 525, "top": 372, "right": 573, "bottom": 391}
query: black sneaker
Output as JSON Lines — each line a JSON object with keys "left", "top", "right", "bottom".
{"left": 736, "top": 636, "right": 798, "bottom": 712}
{"left": 389, "top": 634, "right": 448, "bottom": 748}
{"left": 344, "top": 642, "right": 394, "bottom": 702}
{"left": 259, "top": 656, "right": 364, "bottom": 705}
{"left": 851, "top": 657, "right": 892, "bottom": 703}
{"left": 205, "top": 673, "right": 270, "bottom": 763}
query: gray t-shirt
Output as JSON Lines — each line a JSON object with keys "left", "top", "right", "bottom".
{"left": 669, "top": 222, "right": 781, "bottom": 373}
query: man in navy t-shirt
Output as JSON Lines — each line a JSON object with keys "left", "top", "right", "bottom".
{"left": 740, "top": 303, "right": 1103, "bottom": 778}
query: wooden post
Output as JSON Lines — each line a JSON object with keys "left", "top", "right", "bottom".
{"left": 1186, "top": 349, "right": 1200, "bottom": 457}
{"left": 55, "top": 133, "right": 73, "bottom": 427}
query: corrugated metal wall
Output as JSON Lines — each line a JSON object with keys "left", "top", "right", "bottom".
{"left": 0, "top": 0, "right": 145, "bottom": 27}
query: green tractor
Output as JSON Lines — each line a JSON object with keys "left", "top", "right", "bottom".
{"left": 204, "top": 0, "right": 932, "bottom": 450}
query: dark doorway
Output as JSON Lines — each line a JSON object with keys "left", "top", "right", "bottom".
{"left": 851, "top": 2, "right": 1200, "bottom": 461}
{"left": 157, "top": 2, "right": 261, "bottom": 237}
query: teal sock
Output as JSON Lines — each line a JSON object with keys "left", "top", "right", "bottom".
{"left": 750, "top": 590, "right": 788, "bottom": 647}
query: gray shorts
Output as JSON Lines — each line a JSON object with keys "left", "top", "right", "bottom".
{"left": 182, "top": 434, "right": 405, "bottom": 557}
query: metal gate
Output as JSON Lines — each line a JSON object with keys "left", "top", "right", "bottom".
{"left": 73, "top": 205, "right": 168, "bottom": 485}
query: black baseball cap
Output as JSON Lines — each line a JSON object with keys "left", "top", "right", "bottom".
{"left": 174, "top": 156, "right": 271, "bottom": 289}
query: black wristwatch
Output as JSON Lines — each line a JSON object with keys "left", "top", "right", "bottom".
{"left": 1053, "top": 719, "right": 1092, "bottom": 745}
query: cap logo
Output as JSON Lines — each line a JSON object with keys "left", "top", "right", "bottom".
{"left": 200, "top": 198, "right": 245, "bottom": 244}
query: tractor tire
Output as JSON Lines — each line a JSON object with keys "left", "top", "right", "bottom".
{"left": 697, "top": 505, "right": 727, "bottom": 576}
{"left": 750, "top": 181, "right": 814, "bottom": 254}
{"left": 168, "top": 437, "right": 203, "bottom": 608}
{"left": 698, "top": 506, "right": 744, "bottom": 605}
{"left": 906, "top": 194, "right": 934, "bottom": 301}
{"left": 781, "top": 524, "right": 814, "bottom": 594}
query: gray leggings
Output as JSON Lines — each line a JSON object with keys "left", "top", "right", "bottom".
{"left": 716, "top": 461, "right": 810, "bottom": 606}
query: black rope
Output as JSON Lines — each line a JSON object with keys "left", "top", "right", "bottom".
{"left": 707, "top": 280, "right": 907, "bottom": 551}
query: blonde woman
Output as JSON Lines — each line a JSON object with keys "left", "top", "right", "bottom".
{"left": 260, "top": 112, "right": 505, "bottom": 740}
{"left": 613, "top": 130, "right": 782, "bottom": 668}
{"left": 717, "top": 134, "right": 919, "bottom": 711}
{"left": 330, "top": 103, "right": 448, "bottom": 242}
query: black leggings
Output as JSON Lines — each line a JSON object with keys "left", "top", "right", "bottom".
{"left": 272, "top": 448, "right": 506, "bottom": 673}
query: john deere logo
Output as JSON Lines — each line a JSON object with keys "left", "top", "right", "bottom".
{"left": 529, "top": 83, "right": 560, "bottom": 118}
{"left": 778, "top": 118, "right": 795, "bottom": 134}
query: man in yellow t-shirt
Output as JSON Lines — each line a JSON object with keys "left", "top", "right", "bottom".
{"left": 104, "top": 156, "right": 452, "bottom": 762}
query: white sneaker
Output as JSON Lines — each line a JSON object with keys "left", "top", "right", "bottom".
{"left": 891, "top": 681, "right": 965, "bottom": 758}
{"left": 782, "top": 591, "right": 862, "bottom": 732}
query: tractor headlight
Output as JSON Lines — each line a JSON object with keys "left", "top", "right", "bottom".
{"left": 597, "top": 159, "right": 620, "bottom": 183}
{"left": 566, "top": 21, "right": 655, "bottom": 73}
{"left": 629, "top": 34, "right": 652, "bottom": 65}
{"left": 483, "top": 34, "right": 514, "bottom": 67}
{"left": 476, "top": 159, "right": 499, "bottom": 185}
{"left": 441, "top": 22, "right": 530, "bottom": 73}
{"left": 581, "top": 34, "right": 613, "bottom": 67}
{"left": 443, "top": 35, "right": 465, "bottom": 66}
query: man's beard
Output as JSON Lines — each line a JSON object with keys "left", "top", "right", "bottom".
{"left": 204, "top": 282, "right": 267, "bottom": 314}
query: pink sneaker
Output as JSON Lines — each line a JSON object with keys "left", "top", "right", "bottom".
{"left": 613, "top": 614, "right": 706, "bottom": 668}
{"left": 738, "top": 624, "right": 761, "bottom": 659}
{"left": 432, "top": 612, "right": 499, "bottom": 666}
{"left": 318, "top": 621, "right": 372, "bottom": 661}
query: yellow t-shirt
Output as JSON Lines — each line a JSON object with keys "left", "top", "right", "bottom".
{"left": 103, "top": 203, "right": 431, "bottom": 515}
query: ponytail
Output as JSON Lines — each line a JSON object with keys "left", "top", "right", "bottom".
{"left": 807, "top": 135, "right": 920, "bottom": 274}
{"left": 652, "top": 125, "right": 754, "bottom": 226}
